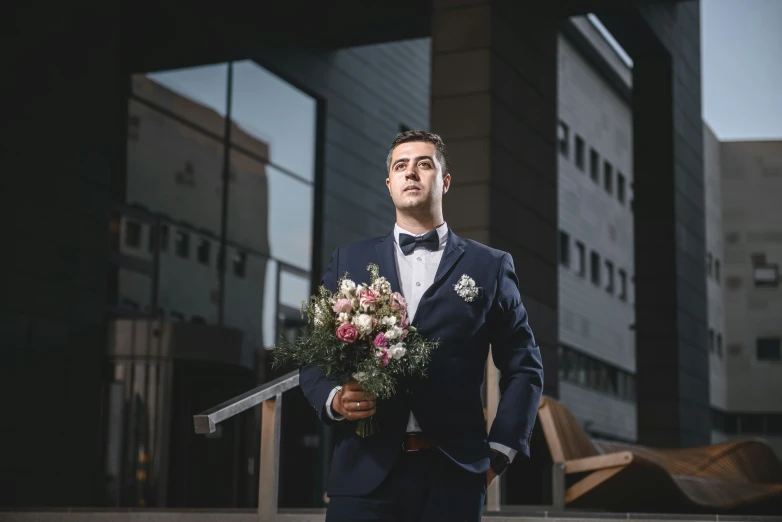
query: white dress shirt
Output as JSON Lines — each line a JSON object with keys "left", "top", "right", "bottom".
{"left": 325, "top": 222, "right": 516, "bottom": 462}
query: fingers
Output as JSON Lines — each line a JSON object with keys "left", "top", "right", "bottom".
{"left": 341, "top": 382, "right": 377, "bottom": 402}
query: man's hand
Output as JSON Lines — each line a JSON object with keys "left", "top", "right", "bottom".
{"left": 486, "top": 467, "right": 498, "bottom": 487}
{"left": 486, "top": 450, "right": 508, "bottom": 486}
{"left": 331, "top": 381, "right": 377, "bottom": 420}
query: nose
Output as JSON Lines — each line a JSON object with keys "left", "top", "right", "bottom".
{"left": 404, "top": 165, "right": 420, "bottom": 180}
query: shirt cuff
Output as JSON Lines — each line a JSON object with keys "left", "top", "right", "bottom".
{"left": 325, "top": 385, "right": 345, "bottom": 421}
{"left": 489, "top": 442, "right": 517, "bottom": 463}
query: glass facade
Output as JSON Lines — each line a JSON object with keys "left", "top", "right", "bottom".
{"left": 104, "top": 61, "right": 318, "bottom": 507}
{"left": 558, "top": 344, "right": 636, "bottom": 402}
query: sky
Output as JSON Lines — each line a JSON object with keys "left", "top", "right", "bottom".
{"left": 701, "top": 0, "right": 782, "bottom": 140}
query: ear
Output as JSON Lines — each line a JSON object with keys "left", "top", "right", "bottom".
{"left": 442, "top": 173, "right": 451, "bottom": 194}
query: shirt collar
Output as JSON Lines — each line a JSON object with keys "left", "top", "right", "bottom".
{"left": 393, "top": 222, "right": 449, "bottom": 250}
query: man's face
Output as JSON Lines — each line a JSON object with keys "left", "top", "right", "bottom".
{"left": 386, "top": 141, "right": 450, "bottom": 213}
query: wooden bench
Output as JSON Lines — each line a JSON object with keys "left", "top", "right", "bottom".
{"left": 537, "top": 396, "right": 782, "bottom": 515}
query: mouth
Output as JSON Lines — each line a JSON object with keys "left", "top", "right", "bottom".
{"left": 403, "top": 187, "right": 421, "bottom": 193}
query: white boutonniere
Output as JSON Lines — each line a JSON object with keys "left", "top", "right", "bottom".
{"left": 454, "top": 274, "right": 480, "bottom": 302}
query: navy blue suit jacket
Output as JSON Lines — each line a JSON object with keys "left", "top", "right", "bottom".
{"left": 299, "top": 229, "right": 544, "bottom": 497}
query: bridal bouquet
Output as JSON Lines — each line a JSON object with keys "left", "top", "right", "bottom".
{"left": 272, "top": 263, "right": 438, "bottom": 437}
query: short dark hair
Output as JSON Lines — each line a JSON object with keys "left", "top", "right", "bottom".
{"left": 386, "top": 130, "right": 450, "bottom": 174}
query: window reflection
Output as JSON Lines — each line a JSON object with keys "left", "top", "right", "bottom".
{"left": 232, "top": 60, "right": 316, "bottom": 181}
{"left": 108, "top": 59, "right": 317, "bottom": 508}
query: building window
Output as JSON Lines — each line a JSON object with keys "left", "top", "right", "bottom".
{"left": 124, "top": 219, "right": 142, "bottom": 248}
{"left": 754, "top": 264, "right": 779, "bottom": 287}
{"left": 175, "top": 230, "right": 190, "bottom": 258}
{"left": 575, "top": 241, "right": 586, "bottom": 277}
{"left": 558, "top": 121, "right": 570, "bottom": 158}
{"left": 590, "top": 251, "right": 601, "bottom": 286}
{"left": 589, "top": 148, "right": 599, "bottom": 182}
{"left": 605, "top": 260, "right": 615, "bottom": 294}
{"left": 604, "top": 161, "right": 613, "bottom": 194}
{"left": 149, "top": 223, "right": 170, "bottom": 252}
{"left": 757, "top": 338, "right": 781, "bottom": 361}
{"left": 197, "top": 238, "right": 211, "bottom": 265}
{"left": 617, "top": 172, "right": 626, "bottom": 203}
{"left": 575, "top": 135, "right": 585, "bottom": 171}
{"left": 715, "top": 259, "right": 721, "bottom": 283}
{"left": 233, "top": 251, "right": 247, "bottom": 278}
{"left": 717, "top": 333, "right": 723, "bottom": 358}
{"left": 559, "top": 230, "right": 570, "bottom": 267}
{"left": 709, "top": 328, "right": 715, "bottom": 353}
{"left": 559, "top": 344, "right": 635, "bottom": 402}
{"left": 618, "top": 269, "right": 627, "bottom": 301}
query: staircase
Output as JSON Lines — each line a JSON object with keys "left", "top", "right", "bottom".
{"left": 1, "top": 510, "right": 775, "bottom": 522}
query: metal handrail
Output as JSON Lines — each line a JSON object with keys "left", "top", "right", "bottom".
{"left": 193, "top": 370, "right": 300, "bottom": 434}
{"left": 194, "top": 363, "right": 510, "bottom": 518}
{"left": 193, "top": 369, "right": 300, "bottom": 522}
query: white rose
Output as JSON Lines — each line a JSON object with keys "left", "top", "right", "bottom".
{"left": 352, "top": 314, "right": 374, "bottom": 335}
{"left": 338, "top": 312, "right": 351, "bottom": 323}
{"left": 340, "top": 279, "right": 357, "bottom": 295}
{"left": 384, "top": 326, "right": 402, "bottom": 341}
{"left": 388, "top": 344, "right": 406, "bottom": 360}
{"left": 381, "top": 315, "right": 397, "bottom": 327}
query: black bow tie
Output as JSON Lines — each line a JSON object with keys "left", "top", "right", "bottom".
{"left": 398, "top": 229, "right": 440, "bottom": 256}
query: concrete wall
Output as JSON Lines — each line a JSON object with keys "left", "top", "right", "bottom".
{"left": 703, "top": 123, "right": 727, "bottom": 411}
{"left": 602, "top": 1, "right": 710, "bottom": 447}
{"left": 559, "top": 382, "right": 636, "bottom": 441}
{"left": 2, "top": 1, "right": 124, "bottom": 506}
{"left": 721, "top": 140, "right": 782, "bottom": 412}
{"left": 557, "top": 26, "right": 635, "bottom": 372}
{"left": 556, "top": 20, "right": 636, "bottom": 440}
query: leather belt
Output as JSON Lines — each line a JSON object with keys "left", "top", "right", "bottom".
{"left": 402, "top": 433, "right": 432, "bottom": 452}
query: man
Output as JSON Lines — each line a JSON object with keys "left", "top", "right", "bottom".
{"left": 300, "top": 130, "right": 544, "bottom": 521}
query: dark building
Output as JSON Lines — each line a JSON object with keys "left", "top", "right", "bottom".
{"left": 3, "top": 0, "right": 706, "bottom": 510}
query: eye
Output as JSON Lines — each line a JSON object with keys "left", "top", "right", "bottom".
{"left": 395, "top": 163, "right": 406, "bottom": 170}
{"left": 419, "top": 161, "right": 432, "bottom": 168}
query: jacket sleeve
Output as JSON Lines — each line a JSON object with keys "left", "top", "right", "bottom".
{"left": 487, "top": 253, "right": 545, "bottom": 459}
{"left": 298, "top": 247, "right": 343, "bottom": 425}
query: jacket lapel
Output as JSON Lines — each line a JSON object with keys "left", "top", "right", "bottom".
{"left": 432, "top": 230, "right": 465, "bottom": 289}
{"left": 374, "top": 233, "right": 401, "bottom": 294}
{"left": 412, "top": 230, "right": 465, "bottom": 324}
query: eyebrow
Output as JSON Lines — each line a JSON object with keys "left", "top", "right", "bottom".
{"left": 392, "top": 155, "right": 435, "bottom": 168}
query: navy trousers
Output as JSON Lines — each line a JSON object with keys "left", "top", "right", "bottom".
{"left": 325, "top": 448, "right": 486, "bottom": 522}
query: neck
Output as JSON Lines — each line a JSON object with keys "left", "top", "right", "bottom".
{"left": 395, "top": 209, "right": 444, "bottom": 235}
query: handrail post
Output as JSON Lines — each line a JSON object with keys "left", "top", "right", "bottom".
{"left": 551, "top": 462, "right": 566, "bottom": 511}
{"left": 258, "top": 393, "right": 282, "bottom": 522}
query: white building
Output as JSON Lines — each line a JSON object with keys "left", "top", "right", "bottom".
{"left": 703, "top": 123, "right": 728, "bottom": 425}
{"left": 718, "top": 139, "right": 782, "bottom": 457}
{"left": 556, "top": 16, "right": 637, "bottom": 442}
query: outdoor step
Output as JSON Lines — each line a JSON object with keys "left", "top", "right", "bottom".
{"left": 0, "top": 510, "right": 777, "bottom": 522}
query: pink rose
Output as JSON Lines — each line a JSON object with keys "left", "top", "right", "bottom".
{"left": 390, "top": 292, "right": 407, "bottom": 311}
{"left": 357, "top": 288, "right": 380, "bottom": 309}
{"left": 332, "top": 298, "right": 352, "bottom": 314}
{"left": 336, "top": 323, "right": 359, "bottom": 344}
{"left": 373, "top": 332, "right": 388, "bottom": 348}
{"left": 376, "top": 347, "right": 390, "bottom": 367}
